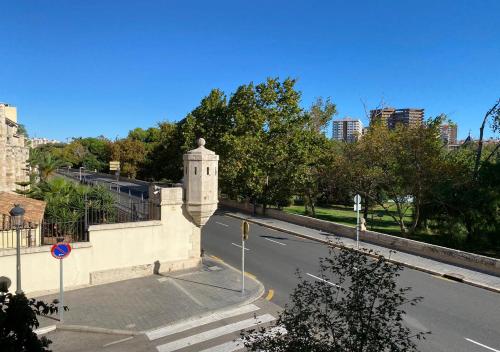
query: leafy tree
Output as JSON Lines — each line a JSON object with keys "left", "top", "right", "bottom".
{"left": 473, "top": 98, "right": 500, "bottom": 179}
{"left": 0, "top": 292, "right": 63, "bottom": 352}
{"left": 242, "top": 246, "right": 429, "bottom": 351}
{"left": 111, "top": 138, "right": 147, "bottom": 178}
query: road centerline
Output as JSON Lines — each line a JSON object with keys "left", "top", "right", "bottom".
{"left": 465, "top": 338, "right": 500, "bottom": 352}
{"left": 231, "top": 242, "right": 250, "bottom": 251}
{"left": 264, "top": 237, "right": 286, "bottom": 246}
{"left": 306, "top": 273, "right": 340, "bottom": 288}
{"left": 216, "top": 221, "right": 229, "bottom": 227}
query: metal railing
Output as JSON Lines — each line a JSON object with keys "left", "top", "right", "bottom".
{"left": 0, "top": 199, "right": 161, "bottom": 249}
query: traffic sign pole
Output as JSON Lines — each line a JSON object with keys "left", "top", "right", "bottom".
{"left": 241, "top": 238, "right": 245, "bottom": 294}
{"left": 354, "top": 195, "right": 361, "bottom": 249}
{"left": 59, "top": 258, "right": 64, "bottom": 323}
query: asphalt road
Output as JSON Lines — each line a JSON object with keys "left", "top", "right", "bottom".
{"left": 202, "top": 212, "right": 500, "bottom": 352}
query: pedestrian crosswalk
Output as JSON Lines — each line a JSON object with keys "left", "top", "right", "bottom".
{"left": 145, "top": 302, "right": 280, "bottom": 352}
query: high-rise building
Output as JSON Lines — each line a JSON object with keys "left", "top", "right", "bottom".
{"left": 440, "top": 124, "right": 458, "bottom": 145}
{"left": 31, "top": 137, "right": 61, "bottom": 148}
{"left": 0, "top": 103, "right": 29, "bottom": 192}
{"left": 332, "top": 118, "right": 363, "bottom": 142}
{"left": 370, "top": 108, "right": 424, "bottom": 129}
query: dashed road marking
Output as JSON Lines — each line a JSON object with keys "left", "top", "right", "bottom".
{"left": 232, "top": 242, "right": 250, "bottom": 251}
{"left": 102, "top": 336, "right": 134, "bottom": 347}
{"left": 216, "top": 222, "right": 229, "bottom": 227}
{"left": 306, "top": 273, "right": 340, "bottom": 288}
{"left": 264, "top": 237, "right": 286, "bottom": 246}
{"left": 465, "top": 338, "right": 500, "bottom": 352}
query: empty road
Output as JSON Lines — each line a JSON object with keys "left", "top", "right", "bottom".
{"left": 202, "top": 212, "right": 500, "bottom": 352}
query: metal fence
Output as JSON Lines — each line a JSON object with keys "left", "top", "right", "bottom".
{"left": 0, "top": 199, "right": 161, "bottom": 249}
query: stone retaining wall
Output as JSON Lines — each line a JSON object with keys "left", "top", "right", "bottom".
{"left": 220, "top": 199, "right": 500, "bottom": 277}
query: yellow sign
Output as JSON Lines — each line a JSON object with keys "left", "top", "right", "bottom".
{"left": 241, "top": 221, "right": 250, "bottom": 241}
{"left": 109, "top": 161, "right": 120, "bottom": 171}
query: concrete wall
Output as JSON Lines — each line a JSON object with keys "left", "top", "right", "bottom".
{"left": 0, "top": 188, "right": 202, "bottom": 295}
{"left": 220, "top": 199, "right": 500, "bottom": 276}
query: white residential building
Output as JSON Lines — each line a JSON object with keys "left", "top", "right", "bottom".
{"left": 332, "top": 118, "right": 363, "bottom": 142}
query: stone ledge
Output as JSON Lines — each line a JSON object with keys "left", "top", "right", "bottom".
{"left": 0, "top": 241, "right": 92, "bottom": 257}
{"left": 89, "top": 220, "right": 162, "bottom": 232}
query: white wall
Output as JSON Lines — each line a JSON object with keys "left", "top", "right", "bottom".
{"left": 0, "top": 188, "right": 202, "bottom": 296}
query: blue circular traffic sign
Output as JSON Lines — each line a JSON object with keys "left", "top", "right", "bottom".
{"left": 51, "top": 243, "right": 72, "bottom": 259}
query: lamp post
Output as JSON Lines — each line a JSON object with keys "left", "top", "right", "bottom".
{"left": 10, "top": 204, "right": 25, "bottom": 295}
{"left": 79, "top": 166, "right": 84, "bottom": 181}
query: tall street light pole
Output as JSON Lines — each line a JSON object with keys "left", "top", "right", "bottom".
{"left": 10, "top": 204, "right": 25, "bottom": 295}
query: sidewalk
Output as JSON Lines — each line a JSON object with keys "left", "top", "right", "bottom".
{"left": 36, "top": 257, "right": 264, "bottom": 333}
{"left": 225, "top": 211, "right": 500, "bottom": 293}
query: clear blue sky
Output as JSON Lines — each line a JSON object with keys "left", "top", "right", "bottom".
{"left": 1, "top": 0, "right": 499, "bottom": 141}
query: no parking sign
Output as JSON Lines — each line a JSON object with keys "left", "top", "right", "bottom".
{"left": 51, "top": 243, "right": 71, "bottom": 259}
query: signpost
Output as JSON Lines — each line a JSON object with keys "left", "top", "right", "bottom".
{"left": 109, "top": 161, "right": 120, "bottom": 171}
{"left": 51, "top": 243, "right": 71, "bottom": 323}
{"left": 354, "top": 194, "right": 361, "bottom": 249}
{"left": 241, "top": 220, "right": 250, "bottom": 293}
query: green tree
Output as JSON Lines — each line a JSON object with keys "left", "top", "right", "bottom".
{"left": 0, "top": 292, "right": 63, "bottom": 352}
{"left": 242, "top": 246, "right": 428, "bottom": 351}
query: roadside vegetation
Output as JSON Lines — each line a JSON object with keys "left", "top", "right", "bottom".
{"left": 28, "top": 79, "right": 500, "bottom": 257}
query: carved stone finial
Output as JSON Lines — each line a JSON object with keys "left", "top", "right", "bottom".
{"left": 197, "top": 138, "right": 206, "bottom": 147}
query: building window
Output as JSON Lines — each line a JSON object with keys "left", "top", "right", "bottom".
{"left": 194, "top": 167, "right": 197, "bottom": 175}
{"left": 207, "top": 167, "right": 210, "bottom": 175}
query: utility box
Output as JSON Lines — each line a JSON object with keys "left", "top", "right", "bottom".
{"left": 183, "top": 138, "right": 219, "bottom": 226}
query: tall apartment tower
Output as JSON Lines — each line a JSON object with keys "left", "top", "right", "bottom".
{"left": 440, "top": 124, "right": 458, "bottom": 145}
{"left": 370, "top": 108, "right": 424, "bottom": 129}
{"left": 0, "top": 103, "right": 29, "bottom": 192}
{"left": 332, "top": 118, "right": 363, "bottom": 142}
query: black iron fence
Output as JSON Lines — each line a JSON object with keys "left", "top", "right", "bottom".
{"left": 0, "top": 200, "right": 161, "bottom": 249}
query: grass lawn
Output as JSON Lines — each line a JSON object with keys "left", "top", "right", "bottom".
{"left": 284, "top": 204, "right": 412, "bottom": 237}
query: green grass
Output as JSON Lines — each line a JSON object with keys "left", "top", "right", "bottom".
{"left": 284, "top": 204, "right": 412, "bottom": 236}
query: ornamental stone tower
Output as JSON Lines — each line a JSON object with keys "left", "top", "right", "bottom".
{"left": 183, "top": 138, "right": 219, "bottom": 227}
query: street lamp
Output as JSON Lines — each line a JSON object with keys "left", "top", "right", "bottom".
{"left": 9, "top": 204, "right": 25, "bottom": 295}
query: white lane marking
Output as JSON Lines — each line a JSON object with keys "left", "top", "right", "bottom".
{"left": 216, "top": 221, "right": 229, "bottom": 227}
{"left": 232, "top": 242, "right": 250, "bottom": 251}
{"left": 156, "top": 314, "right": 275, "bottom": 352}
{"left": 168, "top": 278, "right": 203, "bottom": 306}
{"left": 264, "top": 237, "right": 286, "bottom": 246}
{"left": 34, "top": 325, "right": 56, "bottom": 335}
{"left": 197, "top": 326, "right": 287, "bottom": 352}
{"left": 465, "top": 338, "right": 500, "bottom": 352}
{"left": 102, "top": 336, "right": 134, "bottom": 347}
{"left": 146, "top": 304, "right": 260, "bottom": 340}
{"left": 306, "top": 273, "right": 340, "bottom": 288}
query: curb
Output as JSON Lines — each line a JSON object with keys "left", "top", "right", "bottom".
{"left": 36, "top": 259, "right": 265, "bottom": 337}
{"left": 226, "top": 212, "right": 500, "bottom": 294}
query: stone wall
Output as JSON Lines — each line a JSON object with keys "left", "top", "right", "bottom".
{"left": 0, "top": 104, "right": 29, "bottom": 193}
{"left": 220, "top": 199, "right": 500, "bottom": 276}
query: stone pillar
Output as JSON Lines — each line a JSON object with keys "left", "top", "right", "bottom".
{"left": 183, "top": 138, "right": 219, "bottom": 227}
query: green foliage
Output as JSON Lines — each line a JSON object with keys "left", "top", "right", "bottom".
{"left": 242, "top": 246, "right": 428, "bottom": 351}
{"left": 0, "top": 292, "right": 65, "bottom": 352}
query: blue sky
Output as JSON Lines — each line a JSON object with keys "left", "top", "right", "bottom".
{"left": 1, "top": 0, "right": 499, "bottom": 141}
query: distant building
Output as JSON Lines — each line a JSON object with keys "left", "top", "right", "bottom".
{"left": 370, "top": 108, "right": 424, "bottom": 129}
{"left": 332, "top": 118, "right": 363, "bottom": 142}
{"left": 440, "top": 124, "right": 458, "bottom": 145}
{"left": 0, "top": 103, "right": 29, "bottom": 193}
{"left": 31, "top": 137, "right": 61, "bottom": 148}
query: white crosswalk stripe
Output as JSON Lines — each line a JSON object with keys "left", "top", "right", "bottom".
{"left": 146, "top": 304, "right": 260, "bottom": 341}
{"left": 155, "top": 314, "right": 276, "bottom": 352}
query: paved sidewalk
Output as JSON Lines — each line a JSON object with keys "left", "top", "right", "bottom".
{"left": 36, "top": 257, "right": 264, "bottom": 333}
{"left": 225, "top": 211, "right": 500, "bottom": 293}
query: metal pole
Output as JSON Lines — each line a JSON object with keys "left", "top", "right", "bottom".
{"left": 242, "top": 238, "right": 245, "bottom": 294}
{"left": 15, "top": 227, "right": 23, "bottom": 294}
{"left": 356, "top": 203, "right": 360, "bottom": 249}
{"left": 59, "top": 259, "right": 64, "bottom": 322}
